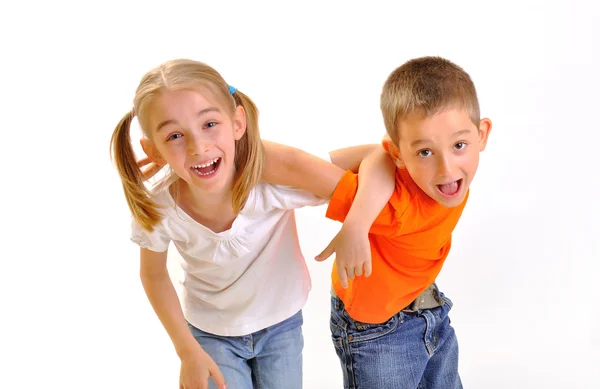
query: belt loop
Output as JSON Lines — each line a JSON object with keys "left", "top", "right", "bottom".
{"left": 403, "top": 283, "right": 444, "bottom": 312}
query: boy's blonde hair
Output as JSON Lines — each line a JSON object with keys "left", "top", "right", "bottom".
{"left": 380, "top": 56, "right": 480, "bottom": 144}
{"left": 110, "top": 59, "right": 264, "bottom": 232}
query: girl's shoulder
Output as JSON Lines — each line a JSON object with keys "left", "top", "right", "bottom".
{"left": 242, "top": 181, "right": 326, "bottom": 214}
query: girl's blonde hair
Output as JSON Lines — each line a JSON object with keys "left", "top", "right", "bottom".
{"left": 110, "top": 59, "right": 264, "bottom": 232}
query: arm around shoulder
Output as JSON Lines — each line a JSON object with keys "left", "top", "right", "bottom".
{"left": 344, "top": 145, "right": 396, "bottom": 230}
{"left": 261, "top": 140, "right": 345, "bottom": 199}
{"left": 315, "top": 145, "right": 396, "bottom": 286}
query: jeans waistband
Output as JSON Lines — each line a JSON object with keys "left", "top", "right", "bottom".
{"left": 402, "top": 283, "right": 444, "bottom": 312}
{"left": 330, "top": 283, "right": 444, "bottom": 313}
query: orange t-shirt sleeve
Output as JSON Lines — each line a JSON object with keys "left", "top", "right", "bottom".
{"left": 325, "top": 170, "right": 399, "bottom": 236}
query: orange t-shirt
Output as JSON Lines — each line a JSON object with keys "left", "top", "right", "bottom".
{"left": 326, "top": 169, "right": 468, "bottom": 324}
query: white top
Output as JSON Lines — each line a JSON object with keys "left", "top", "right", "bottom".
{"left": 130, "top": 181, "right": 326, "bottom": 336}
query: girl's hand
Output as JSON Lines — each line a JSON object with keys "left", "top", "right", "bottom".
{"left": 315, "top": 224, "right": 372, "bottom": 289}
{"left": 179, "top": 350, "right": 226, "bottom": 389}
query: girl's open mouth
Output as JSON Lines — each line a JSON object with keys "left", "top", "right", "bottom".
{"left": 191, "top": 157, "right": 221, "bottom": 177}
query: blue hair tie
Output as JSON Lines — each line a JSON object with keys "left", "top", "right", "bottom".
{"left": 229, "top": 85, "right": 237, "bottom": 95}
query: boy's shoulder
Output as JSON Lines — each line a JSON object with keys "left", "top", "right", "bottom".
{"left": 389, "top": 169, "right": 422, "bottom": 211}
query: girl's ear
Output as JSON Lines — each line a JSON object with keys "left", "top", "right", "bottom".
{"left": 233, "top": 105, "right": 247, "bottom": 141}
{"left": 140, "top": 139, "right": 166, "bottom": 166}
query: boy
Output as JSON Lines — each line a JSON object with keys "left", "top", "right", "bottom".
{"left": 265, "top": 56, "right": 492, "bottom": 388}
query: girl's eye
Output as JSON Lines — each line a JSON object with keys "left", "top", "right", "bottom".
{"left": 418, "top": 149, "right": 432, "bottom": 158}
{"left": 167, "top": 133, "right": 182, "bottom": 141}
{"left": 454, "top": 142, "right": 467, "bottom": 150}
{"left": 204, "top": 121, "right": 217, "bottom": 129}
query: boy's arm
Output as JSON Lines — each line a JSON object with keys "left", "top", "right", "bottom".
{"left": 316, "top": 144, "right": 396, "bottom": 288}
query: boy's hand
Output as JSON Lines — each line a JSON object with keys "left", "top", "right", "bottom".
{"left": 179, "top": 350, "right": 226, "bottom": 389}
{"left": 137, "top": 157, "right": 163, "bottom": 181}
{"left": 316, "top": 225, "right": 372, "bottom": 288}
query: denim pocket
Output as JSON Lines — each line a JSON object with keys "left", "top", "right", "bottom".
{"left": 345, "top": 314, "right": 399, "bottom": 343}
{"left": 330, "top": 295, "right": 401, "bottom": 343}
{"left": 330, "top": 295, "right": 352, "bottom": 328}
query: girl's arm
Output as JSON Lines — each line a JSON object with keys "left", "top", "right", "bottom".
{"left": 139, "top": 248, "right": 226, "bottom": 389}
{"left": 329, "top": 144, "right": 381, "bottom": 172}
{"left": 315, "top": 144, "right": 396, "bottom": 287}
{"left": 334, "top": 144, "right": 396, "bottom": 229}
{"left": 262, "top": 140, "right": 345, "bottom": 199}
{"left": 262, "top": 140, "right": 396, "bottom": 287}
{"left": 262, "top": 140, "right": 394, "bottom": 212}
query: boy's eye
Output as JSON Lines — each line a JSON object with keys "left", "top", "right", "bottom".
{"left": 167, "top": 133, "right": 182, "bottom": 141}
{"left": 454, "top": 142, "right": 466, "bottom": 150}
{"left": 418, "top": 149, "right": 432, "bottom": 158}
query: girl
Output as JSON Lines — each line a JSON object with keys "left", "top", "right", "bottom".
{"left": 110, "top": 59, "right": 393, "bottom": 389}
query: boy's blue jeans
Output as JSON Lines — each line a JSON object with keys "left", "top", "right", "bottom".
{"left": 187, "top": 310, "right": 304, "bottom": 389}
{"left": 330, "top": 289, "right": 462, "bottom": 389}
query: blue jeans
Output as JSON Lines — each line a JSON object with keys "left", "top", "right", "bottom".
{"left": 330, "top": 290, "right": 462, "bottom": 389}
{"left": 187, "top": 310, "right": 304, "bottom": 389}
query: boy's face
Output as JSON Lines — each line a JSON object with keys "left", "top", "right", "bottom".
{"left": 386, "top": 108, "right": 491, "bottom": 207}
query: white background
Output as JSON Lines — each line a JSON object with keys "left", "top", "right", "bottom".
{"left": 1, "top": 1, "right": 599, "bottom": 388}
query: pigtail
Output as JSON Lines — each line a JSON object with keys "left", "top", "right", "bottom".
{"left": 231, "top": 90, "right": 264, "bottom": 213}
{"left": 110, "top": 111, "right": 162, "bottom": 231}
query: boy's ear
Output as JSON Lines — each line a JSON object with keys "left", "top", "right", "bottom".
{"left": 478, "top": 118, "right": 492, "bottom": 152}
{"left": 140, "top": 138, "right": 166, "bottom": 166}
{"left": 382, "top": 136, "right": 405, "bottom": 169}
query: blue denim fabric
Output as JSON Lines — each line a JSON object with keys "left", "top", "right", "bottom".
{"left": 188, "top": 310, "right": 304, "bottom": 389}
{"left": 330, "top": 290, "right": 462, "bottom": 389}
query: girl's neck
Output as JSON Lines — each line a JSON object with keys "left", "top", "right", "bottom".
{"left": 171, "top": 179, "right": 238, "bottom": 233}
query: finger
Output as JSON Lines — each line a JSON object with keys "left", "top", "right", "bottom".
{"left": 364, "top": 259, "right": 373, "bottom": 278}
{"left": 210, "top": 365, "right": 227, "bottom": 389}
{"left": 346, "top": 267, "right": 356, "bottom": 281}
{"left": 137, "top": 157, "right": 152, "bottom": 168}
{"left": 141, "top": 163, "right": 163, "bottom": 181}
{"left": 354, "top": 265, "right": 363, "bottom": 277}
{"left": 315, "top": 241, "right": 335, "bottom": 262}
{"left": 337, "top": 264, "right": 348, "bottom": 289}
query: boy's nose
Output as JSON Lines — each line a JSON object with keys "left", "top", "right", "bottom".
{"left": 436, "top": 155, "right": 455, "bottom": 177}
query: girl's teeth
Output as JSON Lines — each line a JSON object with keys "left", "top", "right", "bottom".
{"left": 192, "top": 158, "right": 219, "bottom": 175}
{"left": 194, "top": 158, "right": 219, "bottom": 168}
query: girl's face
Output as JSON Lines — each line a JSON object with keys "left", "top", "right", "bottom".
{"left": 142, "top": 88, "right": 246, "bottom": 195}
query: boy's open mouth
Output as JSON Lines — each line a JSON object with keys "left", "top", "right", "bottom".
{"left": 191, "top": 157, "right": 221, "bottom": 177}
{"left": 436, "top": 179, "right": 462, "bottom": 198}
